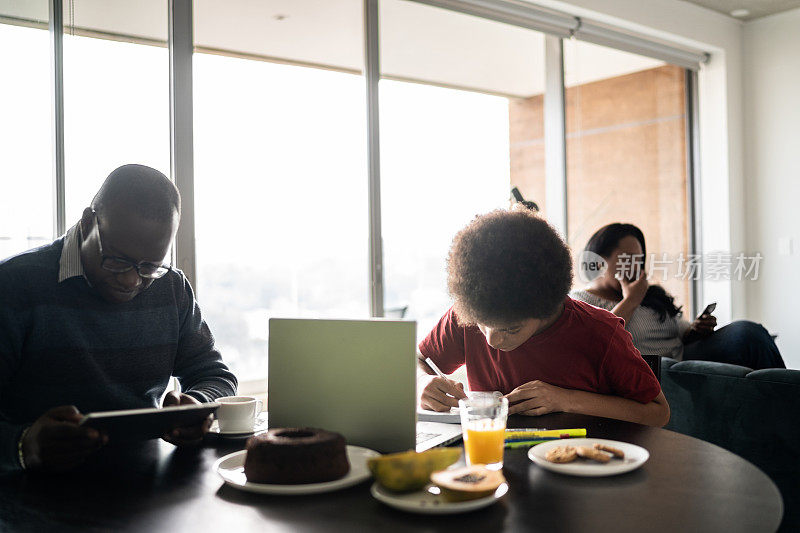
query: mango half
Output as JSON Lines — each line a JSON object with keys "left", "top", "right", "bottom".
{"left": 367, "top": 448, "right": 461, "bottom": 493}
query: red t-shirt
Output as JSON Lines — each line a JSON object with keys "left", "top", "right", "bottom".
{"left": 419, "top": 297, "right": 661, "bottom": 404}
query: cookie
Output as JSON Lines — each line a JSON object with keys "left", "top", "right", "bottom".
{"left": 593, "top": 443, "right": 624, "bottom": 459}
{"left": 576, "top": 446, "right": 612, "bottom": 463}
{"left": 545, "top": 446, "right": 577, "bottom": 463}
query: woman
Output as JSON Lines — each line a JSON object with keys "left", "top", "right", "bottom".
{"left": 571, "top": 223, "right": 785, "bottom": 370}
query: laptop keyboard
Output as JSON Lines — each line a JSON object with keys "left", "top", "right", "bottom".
{"left": 416, "top": 431, "right": 439, "bottom": 445}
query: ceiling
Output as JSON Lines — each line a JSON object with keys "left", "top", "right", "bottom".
{"left": 682, "top": 0, "right": 800, "bottom": 20}
{"left": 0, "top": 0, "right": 664, "bottom": 98}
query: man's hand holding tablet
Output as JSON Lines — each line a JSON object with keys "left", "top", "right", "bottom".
{"left": 160, "top": 392, "right": 213, "bottom": 446}
{"left": 20, "top": 405, "right": 108, "bottom": 472}
{"left": 20, "top": 398, "right": 217, "bottom": 472}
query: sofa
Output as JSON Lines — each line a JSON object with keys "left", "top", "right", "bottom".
{"left": 660, "top": 357, "right": 800, "bottom": 531}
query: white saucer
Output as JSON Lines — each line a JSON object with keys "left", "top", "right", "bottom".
{"left": 214, "top": 445, "right": 380, "bottom": 495}
{"left": 528, "top": 438, "right": 649, "bottom": 477}
{"left": 209, "top": 417, "right": 268, "bottom": 437}
{"left": 371, "top": 482, "right": 508, "bottom": 514}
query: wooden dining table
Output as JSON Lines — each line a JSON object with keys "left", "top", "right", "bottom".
{"left": 0, "top": 412, "right": 784, "bottom": 532}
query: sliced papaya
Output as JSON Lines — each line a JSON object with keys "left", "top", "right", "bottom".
{"left": 430, "top": 464, "right": 506, "bottom": 502}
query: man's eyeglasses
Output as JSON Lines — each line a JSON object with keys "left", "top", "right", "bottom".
{"left": 92, "top": 211, "right": 171, "bottom": 279}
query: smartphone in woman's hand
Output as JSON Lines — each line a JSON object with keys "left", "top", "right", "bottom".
{"left": 697, "top": 302, "right": 717, "bottom": 319}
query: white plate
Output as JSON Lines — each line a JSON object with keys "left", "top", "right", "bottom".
{"left": 371, "top": 482, "right": 508, "bottom": 514}
{"left": 213, "top": 445, "right": 380, "bottom": 495}
{"left": 528, "top": 438, "right": 649, "bottom": 477}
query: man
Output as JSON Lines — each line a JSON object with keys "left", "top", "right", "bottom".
{"left": 0, "top": 164, "right": 237, "bottom": 472}
{"left": 418, "top": 207, "right": 670, "bottom": 427}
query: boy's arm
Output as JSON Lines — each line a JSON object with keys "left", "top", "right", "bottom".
{"left": 416, "top": 354, "right": 466, "bottom": 411}
{"left": 505, "top": 381, "right": 670, "bottom": 427}
{"left": 566, "top": 388, "right": 670, "bottom": 427}
{"left": 416, "top": 307, "right": 469, "bottom": 412}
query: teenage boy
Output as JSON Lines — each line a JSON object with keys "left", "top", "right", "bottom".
{"left": 418, "top": 208, "right": 670, "bottom": 427}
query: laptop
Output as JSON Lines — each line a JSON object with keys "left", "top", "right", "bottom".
{"left": 267, "top": 318, "right": 462, "bottom": 453}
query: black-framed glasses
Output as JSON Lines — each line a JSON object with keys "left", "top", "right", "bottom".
{"left": 92, "top": 211, "right": 172, "bottom": 279}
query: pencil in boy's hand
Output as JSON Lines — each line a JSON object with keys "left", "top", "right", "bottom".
{"left": 424, "top": 357, "right": 447, "bottom": 379}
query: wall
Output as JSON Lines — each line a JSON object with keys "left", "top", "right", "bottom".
{"left": 510, "top": 65, "right": 691, "bottom": 309}
{"left": 526, "top": 0, "right": 745, "bottom": 324}
{"left": 743, "top": 8, "right": 800, "bottom": 369}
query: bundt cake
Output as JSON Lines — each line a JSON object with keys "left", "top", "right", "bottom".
{"left": 244, "top": 427, "right": 350, "bottom": 484}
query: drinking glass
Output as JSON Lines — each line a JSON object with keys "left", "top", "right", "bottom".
{"left": 459, "top": 392, "right": 508, "bottom": 470}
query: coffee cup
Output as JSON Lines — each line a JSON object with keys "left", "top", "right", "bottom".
{"left": 215, "top": 396, "right": 263, "bottom": 433}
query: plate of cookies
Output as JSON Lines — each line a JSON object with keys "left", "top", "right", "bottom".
{"left": 528, "top": 438, "right": 649, "bottom": 477}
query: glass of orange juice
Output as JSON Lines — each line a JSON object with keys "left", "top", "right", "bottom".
{"left": 459, "top": 392, "right": 508, "bottom": 470}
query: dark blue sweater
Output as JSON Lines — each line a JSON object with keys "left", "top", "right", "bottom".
{"left": 0, "top": 238, "right": 237, "bottom": 471}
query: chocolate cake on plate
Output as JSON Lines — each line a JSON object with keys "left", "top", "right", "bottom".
{"left": 244, "top": 427, "right": 350, "bottom": 484}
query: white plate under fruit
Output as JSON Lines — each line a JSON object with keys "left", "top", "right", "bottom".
{"left": 528, "top": 438, "right": 649, "bottom": 477}
{"left": 214, "top": 445, "right": 380, "bottom": 495}
{"left": 371, "top": 482, "right": 508, "bottom": 514}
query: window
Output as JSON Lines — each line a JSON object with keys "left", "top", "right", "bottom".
{"left": 193, "top": 0, "right": 368, "bottom": 380}
{"left": 62, "top": 0, "right": 170, "bottom": 224}
{"left": 3, "top": 0, "right": 704, "bottom": 384}
{"left": 379, "top": 0, "right": 546, "bottom": 341}
{"left": 563, "top": 41, "right": 691, "bottom": 309}
{"left": 0, "top": 3, "right": 52, "bottom": 259}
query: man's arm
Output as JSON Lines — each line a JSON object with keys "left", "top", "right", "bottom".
{"left": 173, "top": 276, "right": 237, "bottom": 402}
{"left": 505, "top": 382, "right": 670, "bottom": 427}
{"left": 0, "top": 270, "right": 28, "bottom": 472}
{"left": 0, "top": 270, "right": 104, "bottom": 472}
{"left": 0, "top": 421, "right": 26, "bottom": 473}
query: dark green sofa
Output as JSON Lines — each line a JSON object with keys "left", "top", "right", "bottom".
{"left": 660, "top": 357, "right": 800, "bottom": 531}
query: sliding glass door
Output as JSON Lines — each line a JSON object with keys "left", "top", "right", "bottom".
{"left": 562, "top": 40, "right": 692, "bottom": 310}
{"left": 192, "top": 0, "right": 369, "bottom": 380}
{"left": 379, "top": 0, "right": 546, "bottom": 340}
{"left": 62, "top": 0, "right": 170, "bottom": 224}
{"left": 0, "top": 2, "right": 53, "bottom": 259}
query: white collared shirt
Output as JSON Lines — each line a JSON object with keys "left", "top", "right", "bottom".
{"left": 58, "top": 223, "right": 88, "bottom": 284}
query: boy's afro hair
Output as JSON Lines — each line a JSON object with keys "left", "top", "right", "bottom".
{"left": 448, "top": 206, "right": 572, "bottom": 326}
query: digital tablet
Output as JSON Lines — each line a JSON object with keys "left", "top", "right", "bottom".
{"left": 79, "top": 403, "right": 220, "bottom": 441}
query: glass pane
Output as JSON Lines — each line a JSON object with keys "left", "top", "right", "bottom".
{"left": 0, "top": 4, "right": 53, "bottom": 259}
{"left": 193, "top": 0, "right": 368, "bottom": 380}
{"left": 563, "top": 40, "right": 691, "bottom": 309}
{"left": 63, "top": 0, "right": 170, "bottom": 224}
{"left": 380, "top": 0, "right": 546, "bottom": 341}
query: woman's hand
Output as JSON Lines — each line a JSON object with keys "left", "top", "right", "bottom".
{"left": 619, "top": 273, "right": 649, "bottom": 306}
{"left": 683, "top": 314, "right": 717, "bottom": 343}
{"left": 504, "top": 380, "right": 571, "bottom": 416}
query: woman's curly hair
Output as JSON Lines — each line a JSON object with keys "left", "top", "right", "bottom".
{"left": 447, "top": 207, "right": 573, "bottom": 326}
